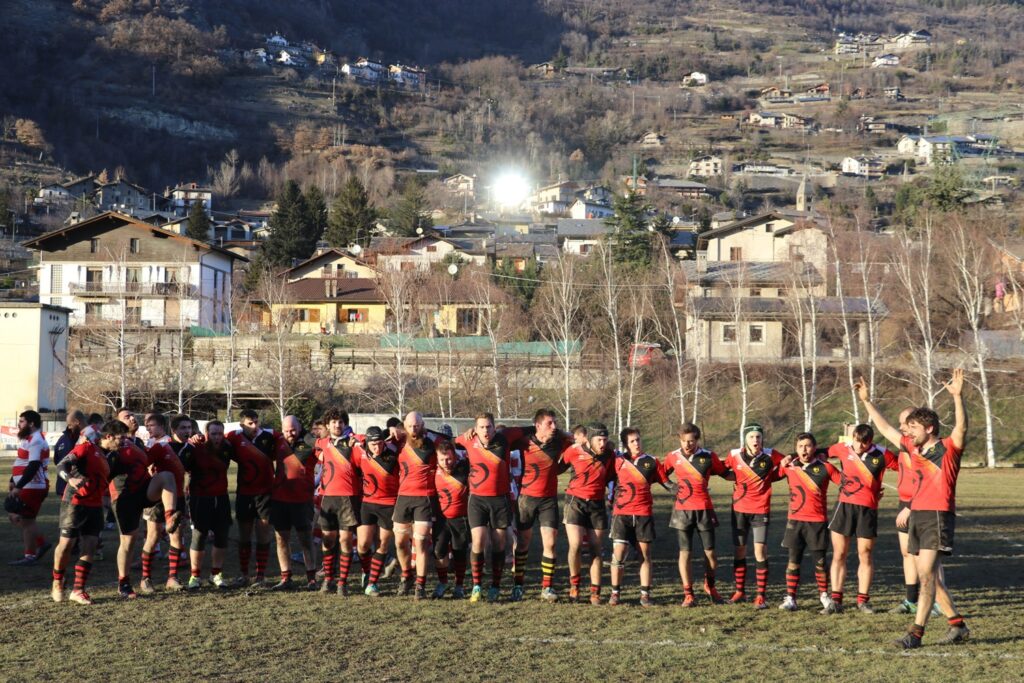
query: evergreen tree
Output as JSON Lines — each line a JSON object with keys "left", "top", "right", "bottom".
{"left": 263, "top": 180, "right": 311, "bottom": 267}
{"left": 325, "top": 176, "right": 376, "bottom": 248}
{"left": 390, "top": 181, "right": 433, "bottom": 237}
{"left": 185, "top": 200, "right": 211, "bottom": 241}
{"left": 304, "top": 185, "right": 328, "bottom": 246}
{"left": 606, "top": 192, "right": 653, "bottom": 266}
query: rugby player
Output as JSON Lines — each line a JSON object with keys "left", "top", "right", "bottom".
{"left": 857, "top": 372, "right": 970, "bottom": 648}
{"left": 7, "top": 410, "right": 51, "bottom": 566}
{"left": 356, "top": 427, "right": 400, "bottom": 597}
{"left": 663, "top": 423, "right": 729, "bottom": 606}
{"left": 724, "top": 423, "right": 785, "bottom": 609}
{"left": 777, "top": 433, "right": 840, "bottom": 611}
{"left": 316, "top": 408, "right": 363, "bottom": 595}
{"left": 392, "top": 411, "right": 437, "bottom": 599}
{"left": 824, "top": 423, "right": 897, "bottom": 614}
{"left": 563, "top": 423, "right": 615, "bottom": 604}
{"left": 609, "top": 428, "right": 669, "bottom": 607}
{"left": 139, "top": 413, "right": 186, "bottom": 593}
{"left": 270, "top": 416, "right": 318, "bottom": 590}
{"left": 433, "top": 439, "right": 470, "bottom": 599}
{"left": 182, "top": 421, "right": 233, "bottom": 590}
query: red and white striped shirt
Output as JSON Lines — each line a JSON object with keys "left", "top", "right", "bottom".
{"left": 13, "top": 431, "right": 49, "bottom": 490}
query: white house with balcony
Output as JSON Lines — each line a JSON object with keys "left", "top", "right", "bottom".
{"left": 24, "top": 212, "right": 246, "bottom": 332}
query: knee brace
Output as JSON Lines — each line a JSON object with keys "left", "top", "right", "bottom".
{"left": 813, "top": 551, "right": 827, "bottom": 571}
{"left": 609, "top": 557, "right": 625, "bottom": 569}
{"left": 190, "top": 532, "right": 207, "bottom": 552}
{"left": 413, "top": 533, "right": 429, "bottom": 541}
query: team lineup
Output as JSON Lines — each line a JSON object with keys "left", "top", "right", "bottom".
{"left": 5, "top": 368, "right": 969, "bottom": 651}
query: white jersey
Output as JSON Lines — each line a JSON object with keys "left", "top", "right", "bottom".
{"left": 13, "top": 431, "right": 50, "bottom": 490}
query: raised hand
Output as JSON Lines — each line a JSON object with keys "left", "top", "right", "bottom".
{"left": 944, "top": 368, "right": 964, "bottom": 397}
{"left": 854, "top": 376, "right": 870, "bottom": 403}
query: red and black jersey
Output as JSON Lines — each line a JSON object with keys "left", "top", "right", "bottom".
{"left": 724, "top": 448, "right": 785, "bottom": 515}
{"left": 61, "top": 442, "right": 110, "bottom": 508}
{"left": 272, "top": 435, "right": 315, "bottom": 504}
{"left": 147, "top": 437, "right": 185, "bottom": 498}
{"left": 508, "top": 428, "right": 572, "bottom": 498}
{"left": 902, "top": 435, "right": 963, "bottom": 512}
{"left": 663, "top": 448, "right": 726, "bottom": 511}
{"left": 107, "top": 440, "right": 152, "bottom": 500}
{"left": 896, "top": 449, "right": 915, "bottom": 503}
{"left": 827, "top": 442, "right": 898, "bottom": 510}
{"left": 183, "top": 440, "right": 232, "bottom": 497}
{"left": 612, "top": 453, "right": 667, "bottom": 516}
{"left": 455, "top": 432, "right": 513, "bottom": 497}
{"left": 780, "top": 457, "right": 841, "bottom": 523}
{"left": 397, "top": 435, "right": 437, "bottom": 497}
{"left": 435, "top": 458, "right": 470, "bottom": 519}
{"left": 564, "top": 444, "right": 615, "bottom": 501}
{"left": 317, "top": 434, "right": 364, "bottom": 497}
{"left": 354, "top": 444, "right": 400, "bottom": 505}
{"left": 226, "top": 429, "right": 281, "bottom": 496}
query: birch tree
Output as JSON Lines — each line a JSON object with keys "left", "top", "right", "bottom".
{"left": 787, "top": 262, "right": 821, "bottom": 431}
{"left": 891, "top": 214, "right": 940, "bottom": 406}
{"left": 376, "top": 266, "right": 423, "bottom": 415}
{"left": 256, "top": 267, "right": 303, "bottom": 425}
{"left": 535, "top": 252, "right": 584, "bottom": 426}
{"left": 650, "top": 245, "right": 689, "bottom": 424}
{"left": 596, "top": 241, "right": 625, "bottom": 435}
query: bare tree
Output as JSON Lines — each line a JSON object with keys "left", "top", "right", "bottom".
{"left": 891, "top": 214, "right": 940, "bottom": 406}
{"left": 825, "top": 215, "right": 861, "bottom": 422}
{"left": 255, "top": 267, "right": 303, "bottom": 425}
{"left": 535, "top": 252, "right": 585, "bottom": 426}
{"left": 467, "top": 266, "right": 512, "bottom": 419}
{"left": 651, "top": 245, "right": 689, "bottom": 424}
{"left": 375, "top": 267, "right": 423, "bottom": 415}
{"left": 596, "top": 241, "right": 625, "bottom": 435}
{"left": 623, "top": 270, "right": 653, "bottom": 426}
{"left": 723, "top": 262, "right": 751, "bottom": 438}
{"left": 946, "top": 218, "right": 997, "bottom": 467}
{"left": 787, "top": 263, "right": 821, "bottom": 431}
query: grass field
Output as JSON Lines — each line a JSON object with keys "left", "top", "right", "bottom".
{"left": 1, "top": 470, "right": 1021, "bottom": 682}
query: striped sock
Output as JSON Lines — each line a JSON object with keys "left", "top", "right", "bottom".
{"left": 857, "top": 592, "right": 870, "bottom": 605}
{"left": 815, "top": 566, "right": 828, "bottom": 594}
{"left": 73, "top": 560, "right": 92, "bottom": 592}
{"left": 238, "top": 542, "right": 252, "bottom": 577}
{"left": 734, "top": 558, "right": 747, "bottom": 594}
{"left": 453, "top": 553, "right": 467, "bottom": 586}
{"left": 755, "top": 560, "right": 768, "bottom": 597}
{"left": 368, "top": 551, "right": 386, "bottom": 584}
{"left": 513, "top": 548, "right": 528, "bottom": 586}
{"left": 832, "top": 590, "right": 843, "bottom": 605}
{"left": 322, "top": 549, "right": 337, "bottom": 583}
{"left": 786, "top": 569, "right": 799, "bottom": 598}
{"left": 415, "top": 574, "right": 426, "bottom": 588}
{"left": 254, "top": 543, "right": 269, "bottom": 578}
{"left": 281, "top": 569, "right": 291, "bottom": 583}
{"left": 168, "top": 546, "right": 182, "bottom": 579}
{"left": 471, "top": 552, "right": 485, "bottom": 588}
{"left": 338, "top": 551, "right": 352, "bottom": 584}
{"left": 53, "top": 569, "right": 65, "bottom": 583}
{"left": 684, "top": 583, "right": 695, "bottom": 598}
{"left": 541, "top": 555, "right": 555, "bottom": 589}
{"left": 491, "top": 551, "right": 505, "bottom": 588}
{"left": 359, "top": 551, "right": 372, "bottom": 575}
{"left": 141, "top": 550, "right": 154, "bottom": 579}
{"left": 570, "top": 574, "right": 581, "bottom": 589}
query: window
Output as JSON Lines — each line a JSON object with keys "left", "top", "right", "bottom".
{"left": 129, "top": 238, "right": 140, "bottom": 254}
{"left": 789, "top": 245, "right": 805, "bottom": 262}
{"left": 764, "top": 222, "right": 774, "bottom": 233}
{"left": 298, "top": 308, "right": 320, "bottom": 323}
{"left": 721, "top": 324, "right": 736, "bottom": 344}
{"left": 85, "top": 302, "right": 102, "bottom": 324}
{"left": 750, "top": 288, "right": 761, "bottom": 297}
{"left": 579, "top": 244, "right": 592, "bottom": 255}
{"left": 457, "top": 308, "right": 480, "bottom": 333}
{"left": 749, "top": 324, "right": 765, "bottom": 344}
{"left": 400, "top": 261, "right": 415, "bottom": 271}
{"left": 126, "top": 267, "right": 141, "bottom": 291}
{"left": 90, "top": 238, "right": 99, "bottom": 254}
{"left": 50, "top": 264, "right": 62, "bottom": 295}
{"left": 426, "top": 245, "right": 437, "bottom": 253}
{"left": 729, "top": 247, "right": 743, "bottom": 261}
{"left": 341, "top": 308, "right": 369, "bottom": 323}
{"left": 126, "top": 301, "right": 142, "bottom": 324}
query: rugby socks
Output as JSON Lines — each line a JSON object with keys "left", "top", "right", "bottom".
{"left": 786, "top": 569, "right": 800, "bottom": 598}
{"left": 141, "top": 550, "right": 154, "bottom": 579}
{"left": 53, "top": 569, "right": 65, "bottom": 584}
{"left": 815, "top": 561, "right": 828, "bottom": 594}
{"left": 832, "top": 590, "right": 844, "bottom": 606}
{"left": 281, "top": 569, "right": 292, "bottom": 583}
{"left": 338, "top": 551, "right": 352, "bottom": 585}
{"left": 513, "top": 548, "right": 528, "bottom": 586}
{"left": 191, "top": 566, "right": 202, "bottom": 579}
{"left": 436, "top": 565, "right": 449, "bottom": 583}
{"left": 415, "top": 574, "right": 426, "bottom": 589}
{"left": 590, "top": 584, "right": 600, "bottom": 599}
{"left": 255, "top": 542, "right": 270, "bottom": 578}
{"left": 211, "top": 566, "right": 222, "bottom": 578}
{"left": 683, "top": 583, "right": 695, "bottom": 600}
{"left": 704, "top": 567, "right": 716, "bottom": 589}
{"left": 73, "top": 560, "right": 92, "bottom": 592}
{"left": 491, "top": 550, "right": 505, "bottom": 588}
{"left": 570, "top": 574, "right": 581, "bottom": 590}
{"left": 857, "top": 592, "right": 870, "bottom": 606}
{"left": 907, "top": 583, "right": 920, "bottom": 604}
{"left": 238, "top": 542, "right": 252, "bottom": 577}
{"left": 322, "top": 548, "right": 337, "bottom": 584}
{"left": 359, "top": 551, "right": 372, "bottom": 575}
{"left": 755, "top": 560, "right": 768, "bottom": 598}
{"left": 948, "top": 614, "right": 966, "bottom": 628}
{"left": 453, "top": 552, "right": 467, "bottom": 586}
{"left": 368, "top": 551, "right": 386, "bottom": 585}
{"left": 471, "top": 552, "right": 485, "bottom": 587}
{"left": 733, "top": 558, "right": 747, "bottom": 594}
{"left": 541, "top": 555, "right": 555, "bottom": 589}
{"left": 168, "top": 546, "right": 182, "bottom": 579}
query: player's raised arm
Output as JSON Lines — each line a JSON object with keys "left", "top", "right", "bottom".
{"left": 855, "top": 376, "right": 902, "bottom": 447}
{"left": 944, "top": 368, "right": 967, "bottom": 450}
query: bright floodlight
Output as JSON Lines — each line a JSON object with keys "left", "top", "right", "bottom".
{"left": 493, "top": 172, "right": 530, "bottom": 208}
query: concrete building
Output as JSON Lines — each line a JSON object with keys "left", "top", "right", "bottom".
{"left": 0, "top": 303, "right": 70, "bottom": 420}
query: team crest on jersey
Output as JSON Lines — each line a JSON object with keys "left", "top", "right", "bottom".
{"left": 812, "top": 466, "right": 820, "bottom": 474}
{"left": 871, "top": 457, "right": 879, "bottom": 465}
{"left": 758, "top": 461, "right": 766, "bottom": 469}
{"left": 698, "top": 457, "right": 706, "bottom": 465}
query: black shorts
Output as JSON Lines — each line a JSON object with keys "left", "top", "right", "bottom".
{"left": 670, "top": 508, "right": 718, "bottom": 551}
{"left": 731, "top": 510, "right": 770, "bottom": 546}
{"left": 189, "top": 494, "right": 232, "bottom": 535}
{"left": 828, "top": 502, "right": 878, "bottom": 539}
{"left": 897, "top": 499, "right": 911, "bottom": 530}
{"left": 434, "top": 515, "right": 471, "bottom": 557}
{"left": 236, "top": 493, "right": 272, "bottom": 524}
{"left": 908, "top": 510, "right": 955, "bottom": 556}
{"left": 782, "top": 520, "right": 829, "bottom": 559}
{"left": 270, "top": 500, "right": 313, "bottom": 533}
{"left": 611, "top": 514, "right": 656, "bottom": 544}
{"left": 563, "top": 496, "right": 608, "bottom": 530}
{"left": 59, "top": 503, "right": 104, "bottom": 538}
{"left": 360, "top": 501, "right": 395, "bottom": 531}
{"left": 113, "top": 490, "right": 149, "bottom": 535}
{"left": 392, "top": 495, "right": 436, "bottom": 525}
{"left": 517, "top": 495, "right": 559, "bottom": 530}
{"left": 319, "top": 495, "right": 361, "bottom": 531}
{"left": 468, "top": 494, "right": 513, "bottom": 530}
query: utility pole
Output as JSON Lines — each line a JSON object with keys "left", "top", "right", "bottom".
{"left": 152, "top": 65, "right": 156, "bottom": 96}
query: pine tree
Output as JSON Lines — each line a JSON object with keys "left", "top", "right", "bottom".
{"left": 325, "top": 176, "right": 376, "bottom": 248}
{"left": 185, "top": 200, "right": 211, "bottom": 241}
{"left": 390, "top": 181, "right": 433, "bottom": 237}
{"left": 304, "top": 185, "right": 328, "bottom": 247}
{"left": 263, "top": 180, "right": 311, "bottom": 267}
{"left": 606, "top": 192, "right": 653, "bottom": 266}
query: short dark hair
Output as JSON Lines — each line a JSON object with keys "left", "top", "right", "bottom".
{"left": 679, "top": 422, "right": 701, "bottom": 439}
{"left": 572, "top": 424, "right": 587, "bottom": 436}
{"left": 796, "top": 432, "right": 817, "bottom": 447}
{"left": 852, "top": 424, "right": 874, "bottom": 443}
{"left": 435, "top": 438, "right": 454, "bottom": 454}
{"left": 476, "top": 412, "right": 495, "bottom": 424}
{"left": 116, "top": 407, "right": 132, "bottom": 417}
{"left": 19, "top": 410, "right": 42, "bottom": 429}
{"left": 533, "top": 409, "right": 556, "bottom": 424}
{"left": 146, "top": 413, "right": 168, "bottom": 430}
{"left": 206, "top": 420, "right": 225, "bottom": 432}
{"left": 87, "top": 412, "right": 104, "bottom": 426}
{"left": 907, "top": 407, "right": 940, "bottom": 435}
{"left": 239, "top": 409, "right": 259, "bottom": 422}
{"left": 621, "top": 427, "right": 640, "bottom": 447}
{"left": 170, "top": 414, "right": 191, "bottom": 430}
{"left": 101, "top": 420, "right": 129, "bottom": 438}
{"left": 322, "top": 407, "right": 349, "bottom": 425}
{"left": 386, "top": 417, "right": 402, "bottom": 429}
